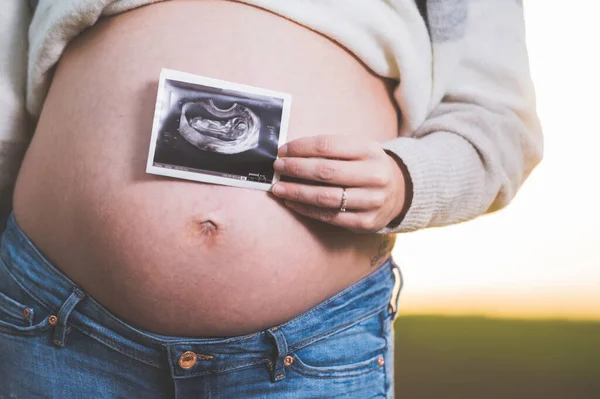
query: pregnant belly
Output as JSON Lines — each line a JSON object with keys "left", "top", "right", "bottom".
{"left": 13, "top": 0, "right": 399, "bottom": 337}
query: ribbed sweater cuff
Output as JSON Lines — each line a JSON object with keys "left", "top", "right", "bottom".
{"left": 376, "top": 132, "right": 486, "bottom": 234}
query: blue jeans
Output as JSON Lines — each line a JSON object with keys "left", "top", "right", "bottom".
{"left": 0, "top": 211, "right": 403, "bottom": 398}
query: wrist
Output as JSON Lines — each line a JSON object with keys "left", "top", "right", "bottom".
{"left": 384, "top": 150, "right": 413, "bottom": 227}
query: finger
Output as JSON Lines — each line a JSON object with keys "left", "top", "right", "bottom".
{"left": 283, "top": 201, "right": 381, "bottom": 232}
{"left": 271, "top": 183, "right": 385, "bottom": 211}
{"left": 273, "top": 158, "right": 389, "bottom": 187}
{"left": 278, "top": 135, "right": 380, "bottom": 160}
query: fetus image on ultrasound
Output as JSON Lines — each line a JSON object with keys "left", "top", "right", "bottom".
{"left": 179, "top": 99, "right": 261, "bottom": 154}
{"left": 147, "top": 69, "right": 291, "bottom": 191}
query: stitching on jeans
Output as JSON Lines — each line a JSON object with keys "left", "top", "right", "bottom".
{"left": 289, "top": 362, "right": 382, "bottom": 380}
{"left": 0, "top": 322, "right": 52, "bottom": 336}
{"left": 379, "top": 310, "right": 392, "bottom": 394}
{"left": 0, "top": 292, "right": 28, "bottom": 319}
{"left": 4, "top": 227, "right": 78, "bottom": 287}
{"left": 210, "top": 358, "right": 270, "bottom": 374}
{"left": 75, "top": 323, "right": 160, "bottom": 366}
{"left": 210, "top": 359, "right": 273, "bottom": 378}
{"left": 0, "top": 257, "right": 54, "bottom": 312}
{"left": 4, "top": 218, "right": 72, "bottom": 279}
{"left": 160, "top": 330, "right": 263, "bottom": 346}
{"left": 289, "top": 305, "right": 387, "bottom": 352}
{"left": 293, "top": 355, "right": 381, "bottom": 373}
{"left": 179, "top": 358, "right": 271, "bottom": 378}
{"left": 73, "top": 323, "right": 161, "bottom": 368}
{"left": 0, "top": 253, "right": 74, "bottom": 321}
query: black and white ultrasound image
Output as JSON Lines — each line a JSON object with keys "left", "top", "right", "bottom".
{"left": 152, "top": 79, "right": 285, "bottom": 184}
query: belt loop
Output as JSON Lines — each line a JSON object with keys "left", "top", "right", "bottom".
{"left": 52, "top": 288, "right": 86, "bottom": 348}
{"left": 388, "top": 261, "right": 403, "bottom": 320}
{"left": 266, "top": 327, "right": 289, "bottom": 383}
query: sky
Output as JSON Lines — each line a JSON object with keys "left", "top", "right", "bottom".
{"left": 393, "top": 0, "right": 600, "bottom": 320}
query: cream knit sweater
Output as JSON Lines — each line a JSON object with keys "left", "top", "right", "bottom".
{"left": 1, "top": 0, "right": 543, "bottom": 234}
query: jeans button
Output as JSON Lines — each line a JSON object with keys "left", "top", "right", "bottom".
{"left": 178, "top": 351, "right": 198, "bottom": 369}
{"left": 284, "top": 355, "right": 294, "bottom": 367}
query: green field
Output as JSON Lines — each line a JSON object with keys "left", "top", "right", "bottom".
{"left": 393, "top": 316, "right": 600, "bottom": 399}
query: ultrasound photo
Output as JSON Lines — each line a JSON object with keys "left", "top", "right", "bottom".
{"left": 146, "top": 69, "right": 292, "bottom": 191}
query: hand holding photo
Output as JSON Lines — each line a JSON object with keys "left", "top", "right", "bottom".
{"left": 146, "top": 68, "right": 292, "bottom": 190}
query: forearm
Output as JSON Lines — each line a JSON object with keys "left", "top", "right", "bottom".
{"left": 375, "top": 0, "right": 543, "bottom": 234}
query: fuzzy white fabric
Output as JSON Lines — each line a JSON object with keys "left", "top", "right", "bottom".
{"left": 1, "top": 0, "right": 543, "bottom": 234}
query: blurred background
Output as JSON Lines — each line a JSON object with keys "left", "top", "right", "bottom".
{"left": 391, "top": 1, "right": 600, "bottom": 397}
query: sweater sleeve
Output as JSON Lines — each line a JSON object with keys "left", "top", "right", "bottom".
{"left": 0, "top": 1, "right": 33, "bottom": 227}
{"left": 376, "top": 0, "right": 543, "bottom": 234}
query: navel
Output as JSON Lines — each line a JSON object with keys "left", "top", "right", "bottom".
{"left": 189, "top": 219, "right": 219, "bottom": 242}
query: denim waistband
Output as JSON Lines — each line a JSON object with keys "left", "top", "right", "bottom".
{"left": 1, "top": 211, "right": 402, "bottom": 380}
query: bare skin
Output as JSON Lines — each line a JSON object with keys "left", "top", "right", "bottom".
{"left": 13, "top": 0, "right": 400, "bottom": 337}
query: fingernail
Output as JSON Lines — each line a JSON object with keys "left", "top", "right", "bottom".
{"left": 272, "top": 184, "right": 285, "bottom": 195}
{"left": 278, "top": 144, "right": 288, "bottom": 157}
{"left": 273, "top": 159, "right": 284, "bottom": 170}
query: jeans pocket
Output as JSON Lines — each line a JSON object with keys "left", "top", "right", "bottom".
{"left": 0, "top": 257, "right": 53, "bottom": 336}
{"left": 287, "top": 309, "right": 388, "bottom": 380}
{"left": 0, "top": 290, "right": 34, "bottom": 328}
{"left": 290, "top": 351, "right": 384, "bottom": 379}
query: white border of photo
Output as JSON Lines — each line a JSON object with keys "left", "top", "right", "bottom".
{"left": 146, "top": 68, "right": 292, "bottom": 191}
